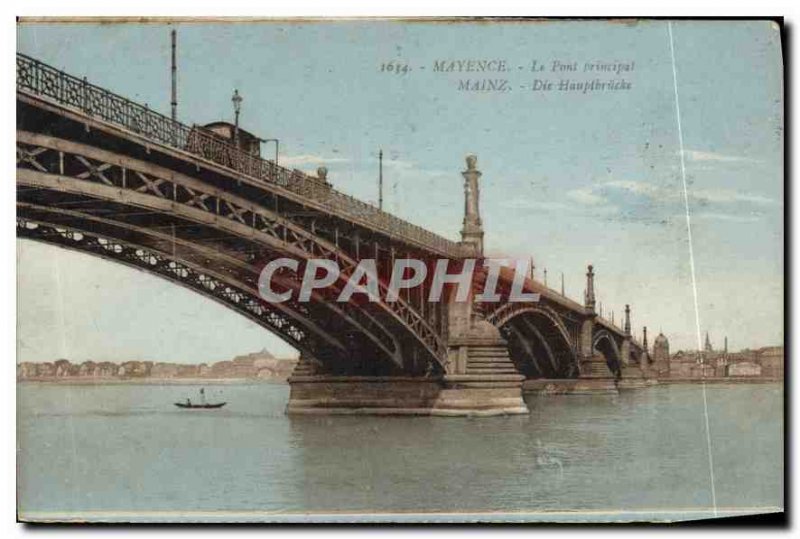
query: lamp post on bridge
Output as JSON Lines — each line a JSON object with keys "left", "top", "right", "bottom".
{"left": 379, "top": 149, "right": 383, "bottom": 211}
{"left": 170, "top": 29, "right": 178, "bottom": 123}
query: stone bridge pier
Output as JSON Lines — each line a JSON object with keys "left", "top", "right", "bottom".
{"left": 573, "top": 272, "right": 647, "bottom": 393}
{"left": 570, "top": 265, "right": 619, "bottom": 394}
{"left": 286, "top": 156, "right": 528, "bottom": 416}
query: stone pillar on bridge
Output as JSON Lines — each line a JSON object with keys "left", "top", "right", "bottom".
{"left": 460, "top": 154, "right": 484, "bottom": 256}
{"left": 286, "top": 153, "right": 527, "bottom": 416}
{"left": 436, "top": 154, "right": 527, "bottom": 415}
{"left": 575, "top": 265, "right": 618, "bottom": 394}
{"left": 584, "top": 264, "right": 596, "bottom": 312}
{"left": 640, "top": 326, "right": 658, "bottom": 385}
{"left": 578, "top": 264, "right": 598, "bottom": 371}
{"left": 642, "top": 327, "right": 649, "bottom": 358}
{"left": 621, "top": 304, "right": 632, "bottom": 365}
{"left": 618, "top": 304, "right": 647, "bottom": 389}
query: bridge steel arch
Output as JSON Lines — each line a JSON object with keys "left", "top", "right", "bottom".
{"left": 17, "top": 203, "right": 420, "bottom": 362}
{"left": 487, "top": 302, "right": 579, "bottom": 378}
{"left": 17, "top": 217, "right": 350, "bottom": 361}
{"left": 16, "top": 129, "right": 447, "bottom": 374}
{"left": 592, "top": 329, "right": 622, "bottom": 378}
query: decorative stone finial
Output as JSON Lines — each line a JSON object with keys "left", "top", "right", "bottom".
{"left": 624, "top": 304, "right": 631, "bottom": 334}
{"left": 585, "top": 264, "right": 596, "bottom": 311}
{"left": 317, "top": 166, "right": 328, "bottom": 181}
{"left": 460, "top": 154, "right": 484, "bottom": 255}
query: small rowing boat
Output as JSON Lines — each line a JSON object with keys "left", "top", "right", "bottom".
{"left": 174, "top": 388, "right": 226, "bottom": 409}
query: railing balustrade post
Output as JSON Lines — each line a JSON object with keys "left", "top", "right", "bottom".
{"left": 59, "top": 67, "right": 65, "bottom": 103}
{"left": 82, "top": 76, "right": 88, "bottom": 114}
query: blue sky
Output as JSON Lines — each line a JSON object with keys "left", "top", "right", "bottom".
{"left": 17, "top": 20, "right": 783, "bottom": 362}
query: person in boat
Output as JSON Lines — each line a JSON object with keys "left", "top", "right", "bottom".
{"left": 186, "top": 398, "right": 191, "bottom": 406}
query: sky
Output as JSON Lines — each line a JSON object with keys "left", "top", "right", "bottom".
{"left": 16, "top": 19, "right": 783, "bottom": 363}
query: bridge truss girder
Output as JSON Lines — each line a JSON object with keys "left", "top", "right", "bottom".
{"left": 16, "top": 129, "right": 448, "bottom": 375}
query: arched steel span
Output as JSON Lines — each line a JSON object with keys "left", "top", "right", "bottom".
{"left": 18, "top": 201, "right": 411, "bottom": 368}
{"left": 16, "top": 129, "right": 449, "bottom": 375}
{"left": 17, "top": 217, "right": 348, "bottom": 362}
{"left": 487, "top": 303, "right": 579, "bottom": 379}
{"left": 17, "top": 198, "right": 431, "bottom": 362}
{"left": 593, "top": 329, "right": 622, "bottom": 378}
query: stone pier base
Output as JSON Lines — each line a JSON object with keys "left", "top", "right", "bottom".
{"left": 286, "top": 374, "right": 528, "bottom": 416}
{"left": 617, "top": 378, "right": 648, "bottom": 390}
{"left": 523, "top": 378, "right": 619, "bottom": 395}
{"left": 617, "top": 366, "right": 649, "bottom": 390}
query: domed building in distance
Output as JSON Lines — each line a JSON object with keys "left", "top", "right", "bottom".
{"left": 651, "top": 331, "right": 670, "bottom": 377}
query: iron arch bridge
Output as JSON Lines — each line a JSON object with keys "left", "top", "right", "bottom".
{"left": 16, "top": 53, "right": 644, "bottom": 384}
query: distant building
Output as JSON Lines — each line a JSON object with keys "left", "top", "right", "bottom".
{"left": 727, "top": 362, "right": 762, "bottom": 377}
{"left": 669, "top": 350, "right": 695, "bottom": 378}
{"left": 210, "top": 360, "right": 232, "bottom": 375}
{"left": 95, "top": 362, "right": 117, "bottom": 378}
{"left": 17, "top": 362, "right": 38, "bottom": 379}
{"left": 54, "top": 359, "right": 72, "bottom": 377}
{"left": 38, "top": 362, "right": 55, "bottom": 377}
{"left": 704, "top": 332, "right": 714, "bottom": 353}
{"left": 151, "top": 363, "right": 180, "bottom": 378}
{"left": 16, "top": 352, "right": 293, "bottom": 382}
{"left": 78, "top": 361, "right": 97, "bottom": 377}
{"left": 689, "top": 363, "right": 716, "bottom": 378}
{"left": 119, "top": 361, "right": 150, "bottom": 378}
{"left": 648, "top": 330, "right": 783, "bottom": 381}
{"left": 651, "top": 331, "right": 670, "bottom": 377}
{"left": 177, "top": 364, "right": 200, "bottom": 377}
{"left": 758, "top": 346, "right": 784, "bottom": 378}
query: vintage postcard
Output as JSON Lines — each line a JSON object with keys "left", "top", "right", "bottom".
{"left": 15, "top": 17, "right": 784, "bottom": 523}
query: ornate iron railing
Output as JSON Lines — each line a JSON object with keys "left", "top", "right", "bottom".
{"left": 16, "top": 53, "right": 461, "bottom": 257}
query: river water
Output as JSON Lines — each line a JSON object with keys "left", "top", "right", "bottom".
{"left": 17, "top": 382, "right": 783, "bottom": 522}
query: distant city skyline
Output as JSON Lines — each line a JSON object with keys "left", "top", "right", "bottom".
{"left": 17, "top": 20, "right": 783, "bottom": 363}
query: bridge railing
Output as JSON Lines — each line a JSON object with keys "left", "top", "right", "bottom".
{"left": 16, "top": 53, "right": 461, "bottom": 257}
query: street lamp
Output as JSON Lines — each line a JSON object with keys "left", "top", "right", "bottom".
{"left": 231, "top": 89, "right": 242, "bottom": 146}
